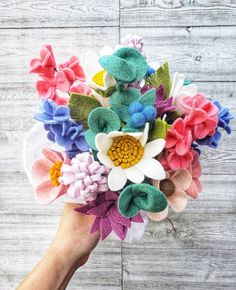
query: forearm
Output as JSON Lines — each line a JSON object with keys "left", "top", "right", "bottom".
{"left": 16, "top": 248, "right": 76, "bottom": 290}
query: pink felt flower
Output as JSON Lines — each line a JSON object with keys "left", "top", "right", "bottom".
{"left": 180, "top": 93, "right": 219, "bottom": 140}
{"left": 59, "top": 152, "right": 110, "bottom": 203}
{"left": 69, "top": 82, "right": 92, "bottom": 95}
{"left": 36, "top": 76, "right": 69, "bottom": 105}
{"left": 76, "top": 191, "right": 144, "bottom": 240}
{"left": 164, "top": 118, "right": 193, "bottom": 170}
{"left": 149, "top": 169, "right": 192, "bottom": 221}
{"left": 31, "top": 148, "right": 70, "bottom": 204}
{"left": 186, "top": 150, "right": 202, "bottom": 199}
{"left": 58, "top": 56, "right": 86, "bottom": 83}
{"left": 29, "top": 44, "right": 56, "bottom": 77}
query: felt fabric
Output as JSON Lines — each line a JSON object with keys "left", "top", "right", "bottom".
{"left": 75, "top": 191, "right": 144, "bottom": 240}
{"left": 34, "top": 99, "right": 70, "bottom": 124}
{"left": 58, "top": 56, "right": 86, "bottom": 83}
{"left": 31, "top": 148, "right": 70, "bottom": 204}
{"left": 145, "top": 63, "right": 171, "bottom": 99}
{"left": 148, "top": 118, "right": 168, "bottom": 141}
{"left": 118, "top": 183, "right": 168, "bottom": 218}
{"left": 95, "top": 123, "right": 166, "bottom": 192}
{"left": 120, "top": 35, "right": 145, "bottom": 55}
{"left": 169, "top": 72, "right": 198, "bottom": 115}
{"left": 180, "top": 93, "right": 219, "bottom": 140}
{"left": 99, "top": 47, "right": 148, "bottom": 83}
{"left": 69, "top": 93, "right": 102, "bottom": 128}
{"left": 59, "top": 152, "right": 109, "bottom": 203}
{"left": 69, "top": 82, "right": 92, "bottom": 95}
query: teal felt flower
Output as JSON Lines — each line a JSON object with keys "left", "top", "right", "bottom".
{"left": 99, "top": 47, "right": 148, "bottom": 83}
{"left": 118, "top": 183, "right": 168, "bottom": 218}
{"left": 85, "top": 107, "right": 120, "bottom": 150}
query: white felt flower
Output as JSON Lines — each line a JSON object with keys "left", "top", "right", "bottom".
{"left": 82, "top": 47, "right": 116, "bottom": 106}
{"left": 170, "top": 72, "right": 198, "bottom": 115}
{"left": 95, "top": 123, "right": 166, "bottom": 191}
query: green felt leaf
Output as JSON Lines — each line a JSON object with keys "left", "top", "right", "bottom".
{"left": 93, "top": 86, "right": 116, "bottom": 98}
{"left": 146, "top": 63, "right": 171, "bottom": 99}
{"left": 122, "top": 121, "right": 144, "bottom": 133}
{"left": 139, "top": 88, "right": 156, "bottom": 106}
{"left": 109, "top": 87, "right": 140, "bottom": 122}
{"left": 88, "top": 107, "right": 120, "bottom": 134}
{"left": 84, "top": 129, "right": 97, "bottom": 150}
{"left": 69, "top": 93, "right": 102, "bottom": 128}
{"left": 99, "top": 47, "right": 148, "bottom": 83}
{"left": 118, "top": 183, "right": 168, "bottom": 218}
{"left": 148, "top": 118, "right": 168, "bottom": 141}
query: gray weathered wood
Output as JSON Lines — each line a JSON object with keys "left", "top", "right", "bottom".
{"left": 121, "top": 0, "right": 236, "bottom": 27}
{"left": 1, "top": 1, "right": 236, "bottom": 290}
{"left": 0, "top": 0, "right": 119, "bottom": 28}
{"left": 121, "top": 26, "right": 236, "bottom": 81}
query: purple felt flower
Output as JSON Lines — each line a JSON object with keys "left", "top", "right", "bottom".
{"left": 75, "top": 191, "right": 144, "bottom": 240}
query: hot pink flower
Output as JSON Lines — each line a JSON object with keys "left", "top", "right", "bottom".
{"left": 69, "top": 82, "right": 92, "bottom": 95}
{"left": 180, "top": 93, "right": 219, "bottom": 140}
{"left": 31, "top": 148, "right": 70, "bottom": 204}
{"left": 29, "top": 44, "right": 56, "bottom": 77}
{"left": 186, "top": 150, "right": 202, "bottom": 199}
{"left": 164, "top": 118, "right": 193, "bottom": 170}
{"left": 58, "top": 56, "right": 86, "bottom": 83}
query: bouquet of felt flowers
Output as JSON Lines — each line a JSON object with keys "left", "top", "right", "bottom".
{"left": 24, "top": 35, "right": 233, "bottom": 241}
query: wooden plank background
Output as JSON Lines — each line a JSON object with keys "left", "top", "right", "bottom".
{"left": 0, "top": 1, "right": 235, "bottom": 289}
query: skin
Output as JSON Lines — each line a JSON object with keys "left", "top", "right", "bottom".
{"left": 17, "top": 203, "right": 100, "bottom": 290}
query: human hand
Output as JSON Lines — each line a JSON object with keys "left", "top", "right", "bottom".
{"left": 49, "top": 203, "right": 100, "bottom": 271}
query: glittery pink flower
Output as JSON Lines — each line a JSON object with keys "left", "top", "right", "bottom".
{"left": 29, "top": 44, "right": 56, "bottom": 77}
{"left": 31, "top": 148, "right": 70, "bottom": 204}
{"left": 76, "top": 191, "right": 144, "bottom": 240}
{"left": 180, "top": 93, "right": 219, "bottom": 140}
{"left": 59, "top": 152, "right": 110, "bottom": 203}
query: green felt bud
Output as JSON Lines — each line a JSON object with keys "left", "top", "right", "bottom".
{"left": 118, "top": 183, "right": 168, "bottom": 218}
{"left": 148, "top": 118, "right": 168, "bottom": 141}
{"left": 69, "top": 93, "right": 102, "bottom": 128}
{"left": 99, "top": 47, "right": 148, "bottom": 83}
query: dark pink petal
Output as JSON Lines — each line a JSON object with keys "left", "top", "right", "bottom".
{"left": 100, "top": 217, "right": 112, "bottom": 240}
{"left": 131, "top": 213, "right": 144, "bottom": 223}
{"left": 90, "top": 217, "right": 101, "bottom": 234}
{"left": 87, "top": 201, "right": 113, "bottom": 217}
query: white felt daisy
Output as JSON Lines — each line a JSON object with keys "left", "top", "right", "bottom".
{"left": 95, "top": 123, "right": 166, "bottom": 191}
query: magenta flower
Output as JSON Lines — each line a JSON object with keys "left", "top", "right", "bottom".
{"left": 76, "top": 191, "right": 144, "bottom": 240}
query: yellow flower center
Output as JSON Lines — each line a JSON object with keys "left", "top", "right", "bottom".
{"left": 49, "top": 161, "right": 62, "bottom": 186}
{"left": 92, "top": 70, "right": 105, "bottom": 86}
{"left": 108, "top": 136, "right": 144, "bottom": 169}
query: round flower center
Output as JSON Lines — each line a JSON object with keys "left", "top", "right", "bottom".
{"left": 49, "top": 161, "right": 62, "bottom": 186}
{"left": 108, "top": 135, "right": 144, "bottom": 169}
{"left": 160, "top": 179, "right": 175, "bottom": 197}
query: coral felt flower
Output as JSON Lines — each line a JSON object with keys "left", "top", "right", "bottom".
{"left": 31, "top": 148, "right": 70, "bottom": 204}
{"left": 75, "top": 191, "right": 144, "bottom": 240}
{"left": 69, "top": 82, "right": 92, "bottom": 95}
{"left": 180, "top": 93, "right": 219, "bottom": 140}
{"left": 29, "top": 44, "right": 56, "bottom": 77}
{"left": 95, "top": 123, "right": 166, "bottom": 191}
{"left": 149, "top": 169, "right": 192, "bottom": 221}
{"left": 59, "top": 152, "right": 109, "bottom": 203}
{"left": 58, "top": 56, "right": 86, "bottom": 83}
{"left": 186, "top": 150, "right": 202, "bottom": 199}
{"left": 169, "top": 72, "right": 198, "bottom": 115}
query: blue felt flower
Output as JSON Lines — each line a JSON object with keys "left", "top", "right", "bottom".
{"left": 196, "top": 100, "right": 233, "bottom": 148}
{"left": 34, "top": 99, "right": 70, "bottom": 124}
{"left": 128, "top": 101, "right": 157, "bottom": 128}
{"left": 45, "top": 120, "right": 90, "bottom": 158}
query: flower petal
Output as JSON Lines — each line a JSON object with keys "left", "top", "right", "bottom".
{"left": 42, "top": 148, "right": 63, "bottom": 163}
{"left": 144, "top": 139, "right": 165, "bottom": 158}
{"left": 31, "top": 159, "right": 52, "bottom": 182}
{"left": 108, "top": 167, "right": 127, "bottom": 191}
{"left": 125, "top": 166, "right": 144, "bottom": 184}
{"left": 168, "top": 190, "right": 188, "bottom": 212}
{"left": 35, "top": 180, "right": 65, "bottom": 204}
{"left": 171, "top": 169, "right": 192, "bottom": 191}
{"left": 97, "top": 152, "right": 115, "bottom": 168}
{"left": 136, "top": 158, "right": 166, "bottom": 180}
{"left": 148, "top": 207, "right": 169, "bottom": 221}
{"left": 139, "top": 122, "right": 149, "bottom": 146}
{"left": 95, "top": 133, "right": 113, "bottom": 154}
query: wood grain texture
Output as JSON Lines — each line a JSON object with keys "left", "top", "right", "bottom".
{"left": 121, "top": 0, "right": 236, "bottom": 27}
{"left": 0, "top": 1, "right": 236, "bottom": 289}
{"left": 0, "top": 0, "right": 119, "bottom": 28}
{"left": 121, "top": 26, "right": 236, "bottom": 81}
